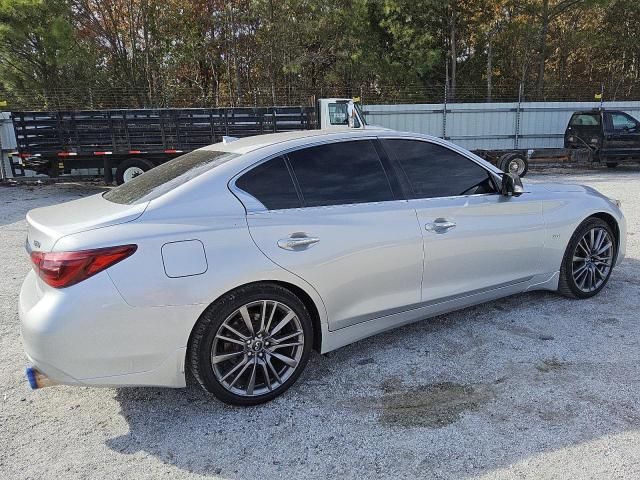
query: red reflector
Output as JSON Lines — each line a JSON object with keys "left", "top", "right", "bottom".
{"left": 164, "top": 149, "right": 182, "bottom": 154}
{"left": 30, "top": 245, "right": 137, "bottom": 288}
{"left": 129, "top": 150, "right": 142, "bottom": 154}
{"left": 93, "top": 151, "right": 113, "bottom": 155}
{"left": 18, "top": 153, "right": 32, "bottom": 158}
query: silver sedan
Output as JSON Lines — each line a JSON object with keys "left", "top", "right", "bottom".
{"left": 20, "top": 129, "right": 626, "bottom": 405}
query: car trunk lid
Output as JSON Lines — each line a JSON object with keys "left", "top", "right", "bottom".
{"left": 26, "top": 193, "right": 147, "bottom": 252}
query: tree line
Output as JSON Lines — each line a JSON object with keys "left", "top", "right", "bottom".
{"left": 0, "top": 0, "right": 638, "bottom": 109}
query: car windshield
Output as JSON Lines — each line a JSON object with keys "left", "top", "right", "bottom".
{"left": 103, "top": 150, "right": 238, "bottom": 205}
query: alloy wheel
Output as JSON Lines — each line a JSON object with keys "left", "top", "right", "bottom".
{"left": 572, "top": 227, "right": 614, "bottom": 293}
{"left": 211, "top": 300, "right": 304, "bottom": 397}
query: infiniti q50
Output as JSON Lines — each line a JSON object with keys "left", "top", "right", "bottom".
{"left": 20, "top": 129, "right": 626, "bottom": 405}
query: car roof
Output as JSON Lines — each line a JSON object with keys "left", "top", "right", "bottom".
{"left": 198, "top": 128, "right": 390, "bottom": 155}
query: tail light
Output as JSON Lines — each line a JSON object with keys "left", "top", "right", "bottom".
{"left": 30, "top": 245, "right": 137, "bottom": 288}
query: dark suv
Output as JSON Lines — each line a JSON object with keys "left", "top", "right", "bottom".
{"left": 564, "top": 109, "right": 640, "bottom": 167}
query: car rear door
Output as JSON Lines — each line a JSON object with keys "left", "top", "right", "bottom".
{"left": 234, "top": 139, "right": 423, "bottom": 331}
{"left": 380, "top": 138, "right": 546, "bottom": 303}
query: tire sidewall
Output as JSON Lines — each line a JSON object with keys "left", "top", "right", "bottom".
{"left": 560, "top": 218, "right": 616, "bottom": 299}
{"left": 190, "top": 284, "right": 313, "bottom": 406}
{"left": 115, "top": 158, "right": 156, "bottom": 185}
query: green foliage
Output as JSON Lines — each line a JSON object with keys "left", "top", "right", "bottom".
{"left": 0, "top": 0, "right": 637, "bottom": 108}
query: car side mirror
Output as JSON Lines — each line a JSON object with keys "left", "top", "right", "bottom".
{"left": 501, "top": 173, "right": 524, "bottom": 197}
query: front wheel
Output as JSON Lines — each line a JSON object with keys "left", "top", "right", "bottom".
{"left": 558, "top": 218, "right": 616, "bottom": 299}
{"left": 188, "top": 284, "right": 313, "bottom": 406}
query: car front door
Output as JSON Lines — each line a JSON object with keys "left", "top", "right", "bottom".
{"left": 233, "top": 139, "right": 423, "bottom": 331}
{"left": 380, "top": 138, "right": 546, "bottom": 303}
{"left": 604, "top": 111, "right": 640, "bottom": 158}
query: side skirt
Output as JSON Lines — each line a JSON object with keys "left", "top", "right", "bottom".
{"left": 319, "top": 271, "right": 559, "bottom": 354}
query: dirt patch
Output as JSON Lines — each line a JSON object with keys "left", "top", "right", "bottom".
{"left": 536, "top": 358, "right": 569, "bottom": 373}
{"left": 353, "top": 381, "right": 494, "bottom": 428}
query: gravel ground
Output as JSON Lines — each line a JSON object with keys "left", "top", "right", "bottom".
{"left": 1, "top": 166, "right": 640, "bottom": 480}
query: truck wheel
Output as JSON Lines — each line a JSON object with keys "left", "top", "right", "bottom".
{"left": 115, "top": 158, "right": 156, "bottom": 185}
{"left": 606, "top": 162, "right": 618, "bottom": 169}
{"left": 499, "top": 153, "right": 528, "bottom": 177}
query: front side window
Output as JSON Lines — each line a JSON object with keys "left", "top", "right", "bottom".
{"left": 610, "top": 112, "right": 638, "bottom": 131}
{"left": 286, "top": 140, "right": 394, "bottom": 207}
{"left": 382, "top": 139, "right": 495, "bottom": 199}
{"left": 235, "top": 156, "right": 301, "bottom": 210}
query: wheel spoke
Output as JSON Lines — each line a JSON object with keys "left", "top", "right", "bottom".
{"left": 211, "top": 350, "right": 244, "bottom": 365}
{"left": 271, "top": 330, "right": 303, "bottom": 344}
{"left": 269, "top": 342, "right": 304, "bottom": 351}
{"left": 269, "top": 351, "right": 298, "bottom": 368}
{"left": 577, "top": 239, "right": 590, "bottom": 256}
{"left": 228, "top": 360, "right": 252, "bottom": 388}
{"left": 264, "top": 302, "right": 278, "bottom": 333}
{"left": 238, "top": 306, "right": 254, "bottom": 336}
{"left": 220, "top": 358, "right": 248, "bottom": 382}
{"left": 259, "top": 301, "right": 267, "bottom": 333}
{"left": 215, "top": 334, "right": 245, "bottom": 346}
{"left": 269, "top": 311, "right": 296, "bottom": 337}
{"left": 266, "top": 357, "right": 283, "bottom": 384}
{"left": 573, "top": 263, "right": 588, "bottom": 277}
{"left": 595, "top": 241, "right": 613, "bottom": 256}
{"left": 246, "top": 358, "right": 258, "bottom": 395}
{"left": 260, "top": 362, "right": 272, "bottom": 391}
{"left": 222, "top": 323, "right": 248, "bottom": 341}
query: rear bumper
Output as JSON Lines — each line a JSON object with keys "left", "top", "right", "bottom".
{"left": 19, "top": 270, "right": 200, "bottom": 388}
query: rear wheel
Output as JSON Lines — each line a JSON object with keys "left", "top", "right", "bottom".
{"left": 115, "top": 158, "right": 156, "bottom": 185}
{"left": 188, "top": 283, "right": 313, "bottom": 406}
{"left": 558, "top": 218, "right": 616, "bottom": 299}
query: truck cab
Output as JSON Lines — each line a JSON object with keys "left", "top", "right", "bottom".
{"left": 317, "top": 98, "right": 368, "bottom": 130}
{"left": 565, "top": 109, "right": 640, "bottom": 166}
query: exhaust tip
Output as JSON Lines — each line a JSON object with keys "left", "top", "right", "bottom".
{"left": 25, "top": 366, "right": 59, "bottom": 389}
{"left": 25, "top": 366, "right": 39, "bottom": 389}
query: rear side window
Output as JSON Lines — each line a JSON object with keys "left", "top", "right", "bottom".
{"left": 235, "top": 156, "right": 301, "bottom": 210}
{"left": 382, "top": 139, "right": 493, "bottom": 199}
{"left": 104, "top": 150, "right": 237, "bottom": 205}
{"left": 287, "top": 140, "right": 394, "bottom": 207}
{"left": 570, "top": 113, "right": 600, "bottom": 126}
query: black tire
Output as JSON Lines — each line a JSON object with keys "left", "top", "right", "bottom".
{"left": 558, "top": 218, "right": 616, "bottom": 299}
{"left": 188, "top": 283, "right": 313, "bottom": 406}
{"left": 606, "top": 162, "right": 619, "bottom": 168}
{"left": 115, "top": 157, "right": 156, "bottom": 185}
{"left": 499, "top": 152, "right": 529, "bottom": 177}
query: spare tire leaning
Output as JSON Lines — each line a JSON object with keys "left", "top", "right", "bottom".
{"left": 498, "top": 152, "right": 529, "bottom": 177}
{"left": 115, "top": 158, "right": 156, "bottom": 185}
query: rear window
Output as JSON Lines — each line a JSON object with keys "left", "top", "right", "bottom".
{"left": 570, "top": 113, "right": 600, "bottom": 126}
{"left": 103, "top": 150, "right": 237, "bottom": 205}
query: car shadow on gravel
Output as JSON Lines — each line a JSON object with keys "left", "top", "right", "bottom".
{"left": 106, "top": 258, "right": 640, "bottom": 479}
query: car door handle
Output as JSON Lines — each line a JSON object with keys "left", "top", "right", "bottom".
{"left": 277, "top": 236, "right": 320, "bottom": 250}
{"left": 425, "top": 218, "right": 456, "bottom": 234}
